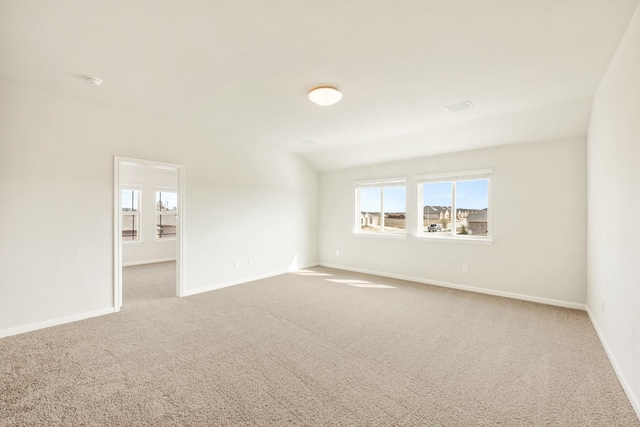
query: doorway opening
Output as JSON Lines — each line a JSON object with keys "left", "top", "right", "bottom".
{"left": 113, "top": 156, "right": 185, "bottom": 311}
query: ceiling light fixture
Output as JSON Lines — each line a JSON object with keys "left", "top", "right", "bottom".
{"left": 84, "top": 76, "right": 103, "bottom": 87}
{"left": 308, "top": 86, "right": 342, "bottom": 106}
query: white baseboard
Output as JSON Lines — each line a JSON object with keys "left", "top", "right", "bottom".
{"left": 123, "top": 257, "right": 176, "bottom": 267}
{"left": 296, "top": 262, "right": 319, "bottom": 270}
{"left": 586, "top": 308, "right": 640, "bottom": 421}
{"left": 183, "top": 262, "right": 319, "bottom": 297}
{"left": 318, "top": 262, "right": 587, "bottom": 311}
{"left": 0, "top": 307, "right": 115, "bottom": 339}
{"left": 184, "top": 270, "right": 287, "bottom": 296}
{"left": 1, "top": 262, "right": 320, "bottom": 338}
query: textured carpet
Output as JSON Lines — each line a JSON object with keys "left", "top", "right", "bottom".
{"left": 1, "top": 264, "right": 638, "bottom": 426}
{"left": 122, "top": 261, "right": 177, "bottom": 306}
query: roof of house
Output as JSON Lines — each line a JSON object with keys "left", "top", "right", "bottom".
{"left": 423, "top": 206, "right": 450, "bottom": 214}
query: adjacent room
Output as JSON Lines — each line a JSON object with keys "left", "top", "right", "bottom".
{"left": 119, "top": 161, "right": 179, "bottom": 306}
{"left": 1, "top": 1, "right": 639, "bottom": 425}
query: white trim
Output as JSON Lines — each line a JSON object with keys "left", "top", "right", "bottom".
{"left": 176, "top": 166, "right": 185, "bottom": 298}
{"left": 183, "top": 271, "right": 285, "bottom": 296}
{"left": 183, "top": 264, "right": 316, "bottom": 297}
{"left": 353, "top": 232, "right": 407, "bottom": 240}
{"left": 122, "top": 257, "right": 177, "bottom": 267}
{"left": 416, "top": 168, "right": 493, "bottom": 182}
{"left": 113, "top": 157, "right": 122, "bottom": 311}
{"left": 155, "top": 238, "right": 177, "bottom": 243}
{"left": 415, "top": 235, "right": 494, "bottom": 245}
{"left": 586, "top": 308, "right": 640, "bottom": 421}
{"left": 0, "top": 307, "right": 115, "bottom": 339}
{"left": 318, "top": 262, "right": 587, "bottom": 311}
{"left": 299, "top": 262, "right": 319, "bottom": 270}
{"left": 353, "top": 176, "right": 407, "bottom": 186}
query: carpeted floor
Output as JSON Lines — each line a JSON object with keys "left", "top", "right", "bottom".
{"left": 1, "top": 263, "right": 638, "bottom": 426}
{"left": 122, "top": 261, "right": 177, "bottom": 306}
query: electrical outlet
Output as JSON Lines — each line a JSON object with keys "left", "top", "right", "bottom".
{"left": 336, "top": 250, "right": 340, "bottom": 256}
{"left": 248, "top": 258, "right": 254, "bottom": 266}
{"left": 234, "top": 259, "right": 241, "bottom": 268}
{"left": 462, "top": 264, "right": 469, "bottom": 273}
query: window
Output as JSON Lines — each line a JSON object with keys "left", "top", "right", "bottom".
{"left": 417, "top": 169, "right": 492, "bottom": 240}
{"left": 121, "top": 187, "right": 141, "bottom": 241}
{"left": 355, "top": 177, "right": 406, "bottom": 235}
{"left": 156, "top": 190, "right": 177, "bottom": 239}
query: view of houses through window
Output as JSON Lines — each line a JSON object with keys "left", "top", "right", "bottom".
{"left": 421, "top": 178, "right": 489, "bottom": 237}
{"left": 357, "top": 179, "right": 406, "bottom": 235}
{"left": 156, "top": 190, "right": 177, "bottom": 239}
{"left": 355, "top": 171, "right": 491, "bottom": 239}
{"left": 121, "top": 188, "right": 140, "bottom": 241}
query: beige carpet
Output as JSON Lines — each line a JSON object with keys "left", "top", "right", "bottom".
{"left": 1, "top": 264, "right": 638, "bottom": 426}
{"left": 122, "top": 261, "right": 177, "bottom": 306}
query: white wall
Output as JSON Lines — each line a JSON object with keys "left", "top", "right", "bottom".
{"left": 0, "top": 78, "right": 318, "bottom": 334}
{"left": 587, "top": 2, "right": 640, "bottom": 417}
{"left": 318, "top": 138, "right": 587, "bottom": 306}
{"left": 120, "top": 164, "right": 177, "bottom": 266}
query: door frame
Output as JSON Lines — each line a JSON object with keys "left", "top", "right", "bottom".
{"left": 113, "top": 156, "right": 185, "bottom": 311}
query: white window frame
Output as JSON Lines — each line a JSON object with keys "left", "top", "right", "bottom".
{"left": 155, "top": 187, "right": 177, "bottom": 241}
{"left": 121, "top": 184, "right": 142, "bottom": 244}
{"left": 416, "top": 169, "right": 493, "bottom": 244}
{"left": 354, "top": 177, "right": 407, "bottom": 239}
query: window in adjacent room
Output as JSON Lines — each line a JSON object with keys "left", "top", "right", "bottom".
{"left": 121, "top": 187, "right": 141, "bottom": 242}
{"left": 355, "top": 177, "right": 406, "bottom": 235}
{"left": 417, "top": 169, "right": 492, "bottom": 240}
{"left": 156, "top": 189, "right": 177, "bottom": 239}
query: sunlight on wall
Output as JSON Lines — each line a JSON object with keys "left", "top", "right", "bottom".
{"left": 289, "top": 254, "right": 298, "bottom": 272}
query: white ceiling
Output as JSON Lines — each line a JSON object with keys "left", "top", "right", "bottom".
{"left": 1, "top": 0, "right": 638, "bottom": 171}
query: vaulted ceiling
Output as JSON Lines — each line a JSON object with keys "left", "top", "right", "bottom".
{"left": 1, "top": 0, "right": 638, "bottom": 170}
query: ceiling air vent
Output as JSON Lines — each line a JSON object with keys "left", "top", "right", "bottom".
{"left": 300, "top": 140, "right": 318, "bottom": 145}
{"left": 445, "top": 101, "right": 474, "bottom": 114}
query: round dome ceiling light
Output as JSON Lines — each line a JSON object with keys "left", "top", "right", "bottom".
{"left": 84, "top": 76, "right": 103, "bottom": 86}
{"left": 308, "top": 86, "right": 342, "bottom": 106}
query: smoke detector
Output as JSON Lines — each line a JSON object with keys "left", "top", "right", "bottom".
{"left": 84, "top": 76, "right": 103, "bottom": 87}
{"left": 445, "top": 101, "right": 474, "bottom": 113}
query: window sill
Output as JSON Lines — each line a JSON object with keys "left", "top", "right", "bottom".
{"left": 353, "top": 232, "right": 407, "bottom": 240}
{"left": 123, "top": 240, "right": 144, "bottom": 245}
{"left": 415, "top": 235, "right": 493, "bottom": 245}
{"left": 155, "top": 238, "right": 177, "bottom": 243}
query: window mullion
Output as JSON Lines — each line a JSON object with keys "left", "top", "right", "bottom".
{"left": 380, "top": 186, "right": 385, "bottom": 231}
{"left": 355, "top": 188, "right": 360, "bottom": 230}
{"left": 451, "top": 182, "right": 456, "bottom": 236}
{"left": 417, "top": 184, "right": 422, "bottom": 235}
